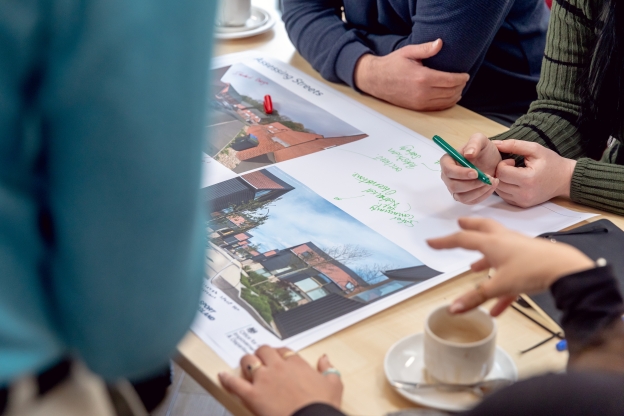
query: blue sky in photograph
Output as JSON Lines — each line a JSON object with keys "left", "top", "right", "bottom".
{"left": 247, "top": 167, "right": 423, "bottom": 278}
{"left": 220, "top": 63, "right": 364, "bottom": 138}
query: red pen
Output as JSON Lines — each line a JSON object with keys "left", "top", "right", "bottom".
{"left": 263, "top": 94, "right": 273, "bottom": 114}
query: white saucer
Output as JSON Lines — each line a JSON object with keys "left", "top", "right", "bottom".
{"left": 384, "top": 332, "right": 518, "bottom": 412}
{"left": 215, "top": 7, "right": 276, "bottom": 40}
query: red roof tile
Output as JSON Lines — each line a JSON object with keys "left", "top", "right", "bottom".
{"left": 274, "top": 134, "right": 367, "bottom": 162}
{"left": 241, "top": 171, "right": 285, "bottom": 190}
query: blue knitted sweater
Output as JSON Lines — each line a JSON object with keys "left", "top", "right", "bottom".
{"left": 282, "top": 0, "right": 549, "bottom": 116}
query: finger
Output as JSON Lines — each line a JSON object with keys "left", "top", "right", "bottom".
{"left": 317, "top": 354, "right": 333, "bottom": 372}
{"left": 461, "top": 180, "right": 498, "bottom": 205}
{"left": 398, "top": 38, "right": 444, "bottom": 60}
{"left": 494, "top": 188, "right": 519, "bottom": 206}
{"left": 470, "top": 257, "right": 490, "bottom": 272}
{"left": 457, "top": 217, "right": 505, "bottom": 233}
{"left": 493, "top": 139, "right": 541, "bottom": 157}
{"left": 495, "top": 162, "right": 531, "bottom": 185}
{"left": 489, "top": 295, "right": 516, "bottom": 317}
{"left": 420, "top": 66, "right": 470, "bottom": 88}
{"left": 427, "top": 230, "right": 490, "bottom": 252}
{"left": 424, "top": 93, "right": 462, "bottom": 110}
{"left": 442, "top": 176, "right": 487, "bottom": 193}
{"left": 431, "top": 84, "right": 465, "bottom": 97}
{"left": 276, "top": 347, "right": 305, "bottom": 365}
{"left": 255, "top": 345, "right": 282, "bottom": 366}
{"left": 498, "top": 158, "right": 516, "bottom": 168}
{"left": 453, "top": 178, "right": 498, "bottom": 204}
{"left": 441, "top": 154, "right": 479, "bottom": 180}
{"left": 496, "top": 181, "right": 520, "bottom": 194}
{"left": 462, "top": 133, "right": 490, "bottom": 159}
{"left": 317, "top": 354, "right": 342, "bottom": 387}
{"left": 449, "top": 280, "right": 499, "bottom": 314}
{"left": 219, "top": 372, "right": 254, "bottom": 398}
{"left": 241, "top": 354, "right": 264, "bottom": 381}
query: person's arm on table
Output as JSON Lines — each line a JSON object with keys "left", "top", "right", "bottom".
{"left": 284, "top": 0, "right": 521, "bottom": 111}
{"left": 441, "top": 0, "right": 624, "bottom": 214}
{"left": 429, "top": 218, "right": 624, "bottom": 416}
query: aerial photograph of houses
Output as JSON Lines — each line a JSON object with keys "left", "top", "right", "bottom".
{"left": 204, "top": 166, "right": 441, "bottom": 339}
{"left": 207, "top": 63, "right": 368, "bottom": 173}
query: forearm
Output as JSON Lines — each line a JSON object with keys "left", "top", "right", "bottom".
{"left": 283, "top": 0, "right": 511, "bottom": 90}
{"left": 386, "top": 0, "right": 512, "bottom": 73}
{"left": 568, "top": 159, "right": 624, "bottom": 216}
{"left": 491, "top": 0, "right": 593, "bottom": 159}
{"left": 282, "top": 0, "right": 371, "bottom": 88}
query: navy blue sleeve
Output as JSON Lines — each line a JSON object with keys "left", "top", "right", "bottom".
{"left": 282, "top": 0, "right": 513, "bottom": 89}
{"left": 282, "top": 0, "right": 372, "bottom": 89}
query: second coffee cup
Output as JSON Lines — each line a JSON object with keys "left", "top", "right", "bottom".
{"left": 423, "top": 305, "right": 497, "bottom": 385}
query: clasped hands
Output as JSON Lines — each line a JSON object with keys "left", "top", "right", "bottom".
{"left": 354, "top": 39, "right": 470, "bottom": 111}
{"left": 440, "top": 133, "right": 578, "bottom": 207}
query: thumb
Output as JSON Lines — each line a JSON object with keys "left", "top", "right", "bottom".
{"left": 462, "top": 133, "right": 490, "bottom": 160}
{"left": 399, "top": 38, "right": 443, "bottom": 60}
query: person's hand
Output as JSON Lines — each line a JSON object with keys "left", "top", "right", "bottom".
{"left": 427, "top": 217, "right": 594, "bottom": 316}
{"left": 354, "top": 39, "right": 469, "bottom": 111}
{"left": 492, "top": 140, "right": 577, "bottom": 208}
{"left": 440, "top": 133, "right": 502, "bottom": 204}
{"left": 219, "top": 346, "right": 343, "bottom": 416}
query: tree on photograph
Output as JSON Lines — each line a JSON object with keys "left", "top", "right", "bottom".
{"left": 352, "top": 263, "right": 396, "bottom": 286}
{"left": 208, "top": 197, "right": 281, "bottom": 234}
{"left": 277, "top": 244, "right": 372, "bottom": 289}
{"left": 241, "top": 274, "right": 297, "bottom": 325}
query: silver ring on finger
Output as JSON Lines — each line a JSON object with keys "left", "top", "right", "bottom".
{"left": 322, "top": 368, "right": 341, "bottom": 378}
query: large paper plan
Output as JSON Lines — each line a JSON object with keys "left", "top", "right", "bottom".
{"left": 192, "top": 53, "right": 596, "bottom": 367}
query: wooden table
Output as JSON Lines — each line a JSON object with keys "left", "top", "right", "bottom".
{"left": 176, "top": 3, "right": 624, "bottom": 414}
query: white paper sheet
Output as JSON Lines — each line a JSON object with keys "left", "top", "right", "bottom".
{"left": 192, "top": 53, "right": 597, "bottom": 368}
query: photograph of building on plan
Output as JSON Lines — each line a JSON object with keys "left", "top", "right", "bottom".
{"left": 206, "top": 63, "right": 368, "bottom": 173}
{"left": 203, "top": 166, "right": 441, "bottom": 339}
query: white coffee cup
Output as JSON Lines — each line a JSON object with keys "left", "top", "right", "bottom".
{"left": 217, "top": 0, "right": 252, "bottom": 27}
{"left": 423, "top": 305, "right": 497, "bottom": 385}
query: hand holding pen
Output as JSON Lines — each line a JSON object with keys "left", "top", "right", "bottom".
{"left": 438, "top": 133, "right": 501, "bottom": 204}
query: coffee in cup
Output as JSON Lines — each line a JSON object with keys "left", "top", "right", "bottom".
{"left": 217, "top": 0, "right": 252, "bottom": 27}
{"left": 423, "top": 305, "right": 497, "bottom": 385}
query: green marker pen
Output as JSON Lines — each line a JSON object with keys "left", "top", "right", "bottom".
{"left": 432, "top": 135, "right": 492, "bottom": 185}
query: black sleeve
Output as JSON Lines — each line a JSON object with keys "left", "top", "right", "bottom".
{"left": 461, "top": 265, "right": 624, "bottom": 416}
{"left": 550, "top": 265, "right": 624, "bottom": 353}
{"left": 462, "top": 371, "right": 624, "bottom": 416}
{"left": 292, "top": 403, "right": 345, "bottom": 416}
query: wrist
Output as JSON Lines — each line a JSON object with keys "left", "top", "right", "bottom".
{"left": 353, "top": 54, "right": 376, "bottom": 95}
{"left": 547, "top": 251, "right": 595, "bottom": 286}
{"left": 558, "top": 157, "right": 577, "bottom": 198}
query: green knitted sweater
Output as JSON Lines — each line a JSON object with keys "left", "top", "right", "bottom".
{"left": 493, "top": 0, "right": 624, "bottom": 215}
